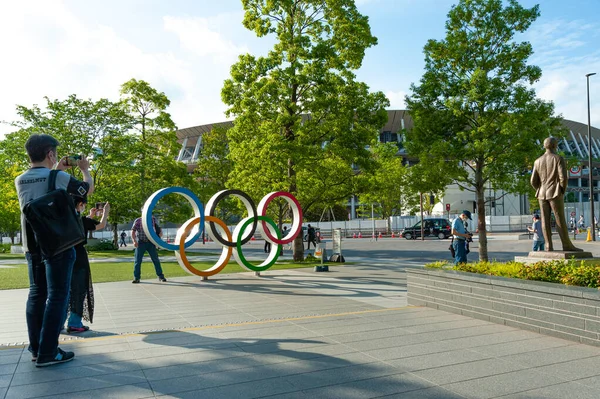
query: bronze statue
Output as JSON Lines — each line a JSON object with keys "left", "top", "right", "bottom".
{"left": 531, "top": 137, "right": 582, "bottom": 252}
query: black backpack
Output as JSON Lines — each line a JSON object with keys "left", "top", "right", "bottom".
{"left": 23, "top": 170, "right": 85, "bottom": 258}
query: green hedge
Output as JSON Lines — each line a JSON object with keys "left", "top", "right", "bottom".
{"left": 87, "top": 239, "right": 117, "bottom": 251}
{"left": 425, "top": 260, "right": 600, "bottom": 288}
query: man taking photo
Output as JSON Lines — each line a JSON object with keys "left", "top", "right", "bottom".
{"left": 15, "top": 134, "right": 94, "bottom": 367}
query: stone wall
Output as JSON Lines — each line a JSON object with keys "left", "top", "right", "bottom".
{"left": 407, "top": 268, "right": 600, "bottom": 347}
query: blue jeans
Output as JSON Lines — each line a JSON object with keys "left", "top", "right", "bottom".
{"left": 533, "top": 240, "right": 545, "bottom": 251}
{"left": 26, "top": 248, "right": 75, "bottom": 358}
{"left": 67, "top": 312, "right": 83, "bottom": 328}
{"left": 133, "top": 241, "right": 164, "bottom": 280}
{"left": 453, "top": 239, "right": 467, "bottom": 265}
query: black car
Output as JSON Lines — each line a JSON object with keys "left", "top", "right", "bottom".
{"left": 400, "top": 218, "right": 452, "bottom": 240}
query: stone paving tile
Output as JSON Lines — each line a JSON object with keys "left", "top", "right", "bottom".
{"left": 411, "top": 357, "right": 530, "bottom": 385}
{"left": 386, "top": 348, "right": 493, "bottom": 372}
{"left": 4, "top": 370, "right": 147, "bottom": 399}
{"left": 0, "top": 364, "right": 16, "bottom": 376}
{"left": 382, "top": 386, "right": 468, "bottom": 398}
{"left": 0, "top": 356, "right": 19, "bottom": 367}
{"left": 158, "top": 377, "right": 298, "bottom": 399}
{"left": 0, "top": 375, "right": 12, "bottom": 389}
{"left": 0, "top": 387, "right": 7, "bottom": 399}
{"left": 10, "top": 359, "right": 142, "bottom": 386}
{"left": 500, "top": 382, "right": 600, "bottom": 399}
{"left": 282, "top": 362, "right": 402, "bottom": 391}
{"left": 14, "top": 351, "right": 138, "bottom": 374}
{"left": 297, "top": 372, "right": 435, "bottom": 398}
{"left": 533, "top": 356, "right": 600, "bottom": 381}
{"left": 442, "top": 369, "right": 567, "bottom": 399}
{"left": 38, "top": 382, "right": 155, "bottom": 399}
{"left": 469, "top": 336, "right": 577, "bottom": 358}
{"left": 497, "top": 343, "right": 600, "bottom": 368}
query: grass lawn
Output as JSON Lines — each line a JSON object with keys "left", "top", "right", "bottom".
{"left": 0, "top": 249, "right": 219, "bottom": 260}
{"left": 0, "top": 260, "right": 327, "bottom": 290}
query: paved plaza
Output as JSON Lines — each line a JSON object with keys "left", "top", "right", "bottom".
{"left": 2, "top": 238, "right": 600, "bottom": 398}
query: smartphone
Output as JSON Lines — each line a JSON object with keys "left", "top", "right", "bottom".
{"left": 66, "top": 155, "right": 82, "bottom": 167}
{"left": 95, "top": 202, "right": 106, "bottom": 210}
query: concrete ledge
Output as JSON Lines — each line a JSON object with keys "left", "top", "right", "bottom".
{"left": 407, "top": 268, "right": 600, "bottom": 346}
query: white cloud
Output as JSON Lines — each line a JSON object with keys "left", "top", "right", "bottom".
{"left": 526, "top": 19, "right": 600, "bottom": 127}
{"left": 163, "top": 15, "right": 248, "bottom": 65}
{"left": 385, "top": 90, "right": 407, "bottom": 109}
{"left": 0, "top": 1, "right": 251, "bottom": 136}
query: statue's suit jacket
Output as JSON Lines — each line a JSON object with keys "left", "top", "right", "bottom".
{"left": 531, "top": 152, "right": 567, "bottom": 200}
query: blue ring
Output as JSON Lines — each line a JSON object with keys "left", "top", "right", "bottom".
{"left": 143, "top": 187, "right": 204, "bottom": 251}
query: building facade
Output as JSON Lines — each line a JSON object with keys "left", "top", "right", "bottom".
{"left": 176, "top": 110, "right": 600, "bottom": 219}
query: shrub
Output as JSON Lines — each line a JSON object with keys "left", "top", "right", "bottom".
{"left": 425, "top": 258, "right": 600, "bottom": 289}
{"left": 560, "top": 260, "right": 600, "bottom": 288}
{"left": 87, "top": 239, "right": 117, "bottom": 251}
{"left": 516, "top": 260, "right": 564, "bottom": 283}
{"left": 0, "top": 243, "right": 10, "bottom": 253}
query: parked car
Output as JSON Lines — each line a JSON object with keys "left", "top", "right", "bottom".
{"left": 400, "top": 218, "right": 451, "bottom": 240}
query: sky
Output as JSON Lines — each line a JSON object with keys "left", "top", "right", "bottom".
{"left": 0, "top": 0, "right": 599, "bottom": 138}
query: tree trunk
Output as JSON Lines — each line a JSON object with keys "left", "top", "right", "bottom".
{"left": 293, "top": 235, "right": 304, "bottom": 261}
{"left": 112, "top": 222, "right": 119, "bottom": 249}
{"left": 476, "top": 186, "right": 488, "bottom": 262}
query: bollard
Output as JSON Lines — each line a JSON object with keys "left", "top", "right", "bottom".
{"left": 587, "top": 227, "right": 592, "bottom": 242}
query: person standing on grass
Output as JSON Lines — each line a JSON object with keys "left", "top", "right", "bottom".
{"left": 131, "top": 211, "right": 167, "bottom": 283}
{"left": 15, "top": 134, "right": 93, "bottom": 367}
{"left": 527, "top": 214, "right": 545, "bottom": 252}
{"left": 65, "top": 197, "right": 110, "bottom": 333}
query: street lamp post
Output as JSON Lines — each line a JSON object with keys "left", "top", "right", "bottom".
{"left": 586, "top": 72, "right": 596, "bottom": 241}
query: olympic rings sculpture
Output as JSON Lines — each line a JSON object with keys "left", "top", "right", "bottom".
{"left": 141, "top": 187, "right": 303, "bottom": 277}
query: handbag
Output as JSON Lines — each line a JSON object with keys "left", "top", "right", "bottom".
{"left": 23, "top": 170, "right": 85, "bottom": 258}
{"left": 449, "top": 237, "right": 455, "bottom": 258}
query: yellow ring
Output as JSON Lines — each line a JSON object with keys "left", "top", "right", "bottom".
{"left": 175, "top": 216, "right": 232, "bottom": 277}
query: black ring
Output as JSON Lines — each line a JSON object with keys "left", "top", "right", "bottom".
{"left": 206, "top": 189, "right": 257, "bottom": 247}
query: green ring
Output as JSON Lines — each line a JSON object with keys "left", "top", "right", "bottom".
{"left": 236, "top": 216, "right": 281, "bottom": 272}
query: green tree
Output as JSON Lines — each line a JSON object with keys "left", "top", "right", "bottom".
{"left": 358, "top": 143, "right": 407, "bottom": 232}
{"left": 119, "top": 79, "right": 198, "bottom": 243}
{"left": 405, "top": 0, "right": 562, "bottom": 261}
{"left": 0, "top": 165, "right": 21, "bottom": 243}
{"left": 222, "top": 0, "right": 388, "bottom": 260}
{"left": 6, "top": 94, "right": 139, "bottom": 245}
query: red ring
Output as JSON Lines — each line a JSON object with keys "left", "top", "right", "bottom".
{"left": 258, "top": 191, "right": 303, "bottom": 245}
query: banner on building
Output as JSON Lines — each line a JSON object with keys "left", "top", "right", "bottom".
{"left": 569, "top": 165, "right": 582, "bottom": 177}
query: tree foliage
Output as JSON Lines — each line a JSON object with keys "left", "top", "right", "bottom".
{"left": 1, "top": 80, "right": 194, "bottom": 246}
{"left": 222, "top": 0, "right": 388, "bottom": 260}
{"left": 358, "top": 143, "right": 407, "bottom": 231}
{"left": 405, "top": 0, "right": 562, "bottom": 261}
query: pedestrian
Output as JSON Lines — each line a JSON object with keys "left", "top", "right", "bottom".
{"left": 66, "top": 198, "right": 110, "bottom": 333}
{"left": 280, "top": 226, "right": 289, "bottom": 255}
{"left": 264, "top": 234, "right": 271, "bottom": 253}
{"left": 527, "top": 214, "right": 545, "bottom": 251}
{"left": 120, "top": 230, "right": 127, "bottom": 247}
{"left": 15, "top": 134, "right": 94, "bottom": 367}
{"left": 451, "top": 210, "right": 473, "bottom": 265}
{"left": 131, "top": 211, "right": 167, "bottom": 283}
{"left": 578, "top": 215, "right": 585, "bottom": 230}
{"left": 569, "top": 215, "right": 575, "bottom": 231}
{"left": 306, "top": 224, "right": 317, "bottom": 250}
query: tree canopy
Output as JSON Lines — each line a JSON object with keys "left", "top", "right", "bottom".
{"left": 222, "top": 0, "right": 388, "bottom": 260}
{"left": 405, "top": 0, "right": 562, "bottom": 261}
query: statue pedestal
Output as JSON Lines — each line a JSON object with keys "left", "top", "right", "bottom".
{"left": 515, "top": 250, "right": 595, "bottom": 264}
